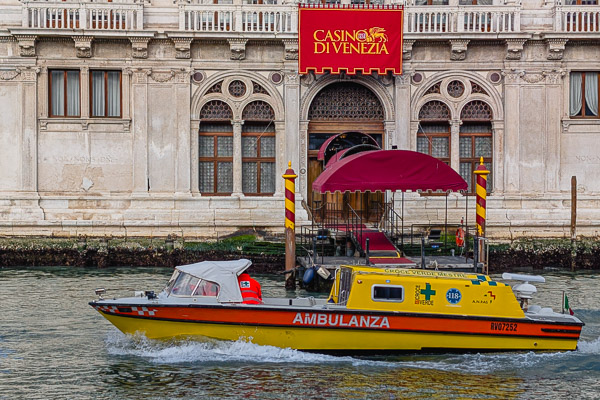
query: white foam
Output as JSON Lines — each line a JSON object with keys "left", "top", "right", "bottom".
{"left": 577, "top": 337, "right": 600, "bottom": 354}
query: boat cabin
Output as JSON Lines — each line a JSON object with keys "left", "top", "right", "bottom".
{"left": 328, "top": 265, "right": 527, "bottom": 319}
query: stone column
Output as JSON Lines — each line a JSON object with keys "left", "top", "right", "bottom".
{"left": 491, "top": 120, "right": 504, "bottom": 193}
{"left": 283, "top": 72, "right": 301, "bottom": 199}
{"left": 21, "top": 68, "right": 39, "bottom": 192}
{"left": 544, "top": 71, "right": 564, "bottom": 192}
{"left": 395, "top": 74, "right": 411, "bottom": 149}
{"left": 275, "top": 120, "right": 286, "bottom": 196}
{"left": 450, "top": 119, "right": 462, "bottom": 173}
{"left": 503, "top": 71, "right": 521, "bottom": 193}
{"left": 132, "top": 69, "right": 149, "bottom": 194}
{"left": 38, "top": 67, "right": 48, "bottom": 118}
{"left": 232, "top": 120, "right": 244, "bottom": 196}
{"left": 409, "top": 120, "right": 420, "bottom": 151}
{"left": 122, "top": 68, "right": 131, "bottom": 120}
{"left": 175, "top": 70, "right": 191, "bottom": 194}
{"left": 190, "top": 119, "right": 199, "bottom": 194}
{"left": 80, "top": 66, "right": 89, "bottom": 119}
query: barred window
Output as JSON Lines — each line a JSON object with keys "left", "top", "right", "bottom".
{"left": 242, "top": 122, "right": 276, "bottom": 195}
{"left": 199, "top": 123, "right": 234, "bottom": 195}
{"left": 459, "top": 123, "right": 493, "bottom": 194}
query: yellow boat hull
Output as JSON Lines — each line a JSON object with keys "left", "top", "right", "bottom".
{"left": 101, "top": 312, "right": 579, "bottom": 352}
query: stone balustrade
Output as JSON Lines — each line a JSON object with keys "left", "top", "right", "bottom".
{"left": 179, "top": 4, "right": 297, "bottom": 33}
{"left": 556, "top": 6, "right": 600, "bottom": 32}
{"left": 21, "top": 0, "right": 144, "bottom": 30}
{"left": 405, "top": 5, "right": 520, "bottom": 34}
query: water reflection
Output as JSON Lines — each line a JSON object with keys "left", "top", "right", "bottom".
{"left": 1, "top": 267, "right": 600, "bottom": 399}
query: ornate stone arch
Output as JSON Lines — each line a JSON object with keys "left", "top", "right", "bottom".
{"left": 411, "top": 70, "right": 503, "bottom": 121}
{"left": 300, "top": 75, "right": 394, "bottom": 122}
{"left": 414, "top": 97, "right": 456, "bottom": 120}
{"left": 191, "top": 70, "right": 284, "bottom": 121}
{"left": 458, "top": 98, "right": 494, "bottom": 120}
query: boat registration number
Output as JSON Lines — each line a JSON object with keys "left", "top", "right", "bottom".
{"left": 490, "top": 322, "right": 518, "bottom": 332}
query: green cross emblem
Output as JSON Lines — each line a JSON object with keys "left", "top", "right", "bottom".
{"left": 420, "top": 283, "right": 436, "bottom": 300}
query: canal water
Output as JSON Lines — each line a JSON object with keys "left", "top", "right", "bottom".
{"left": 1, "top": 266, "right": 599, "bottom": 399}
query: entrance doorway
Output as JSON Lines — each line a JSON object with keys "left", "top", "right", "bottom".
{"left": 307, "top": 82, "right": 385, "bottom": 223}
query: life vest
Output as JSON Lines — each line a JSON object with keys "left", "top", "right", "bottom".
{"left": 238, "top": 273, "right": 263, "bottom": 304}
{"left": 455, "top": 227, "right": 465, "bottom": 247}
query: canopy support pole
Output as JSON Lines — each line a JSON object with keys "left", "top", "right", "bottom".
{"left": 445, "top": 194, "right": 448, "bottom": 248}
{"left": 401, "top": 192, "right": 404, "bottom": 251}
{"left": 465, "top": 193, "right": 469, "bottom": 263}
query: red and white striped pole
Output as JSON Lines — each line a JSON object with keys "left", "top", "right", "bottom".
{"left": 283, "top": 161, "right": 297, "bottom": 288}
{"left": 474, "top": 157, "right": 490, "bottom": 237}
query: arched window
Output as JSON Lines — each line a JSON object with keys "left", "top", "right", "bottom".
{"left": 417, "top": 100, "right": 451, "bottom": 165}
{"left": 242, "top": 101, "right": 276, "bottom": 195}
{"left": 199, "top": 100, "right": 234, "bottom": 195}
{"left": 460, "top": 100, "right": 493, "bottom": 193}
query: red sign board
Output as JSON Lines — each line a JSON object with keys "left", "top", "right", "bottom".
{"left": 299, "top": 5, "right": 403, "bottom": 75}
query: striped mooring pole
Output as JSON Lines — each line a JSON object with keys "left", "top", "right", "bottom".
{"left": 473, "top": 157, "right": 490, "bottom": 236}
{"left": 282, "top": 161, "right": 297, "bottom": 289}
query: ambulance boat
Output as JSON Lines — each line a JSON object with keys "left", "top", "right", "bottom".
{"left": 90, "top": 259, "right": 583, "bottom": 353}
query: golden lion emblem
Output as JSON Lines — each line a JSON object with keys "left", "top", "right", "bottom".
{"left": 365, "top": 27, "right": 388, "bottom": 43}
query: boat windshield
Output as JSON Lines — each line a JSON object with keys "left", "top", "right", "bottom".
{"left": 168, "top": 272, "right": 220, "bottom": 297}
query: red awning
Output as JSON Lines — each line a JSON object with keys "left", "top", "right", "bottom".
{"left": 317, "top": 132, "right": 380, "bottom": 161}
{"left": 312, "top": 150, "right": 468, "bottom": 193}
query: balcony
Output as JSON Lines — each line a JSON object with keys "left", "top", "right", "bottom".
{"left": 405, "top": 5, "right": 521, "bottom": 34}
{"left": 20, "top": 0, "right": 144, "bottom": 31}
{"left": 555, "top": 6, "right": 600, "bottom": 32}
{"left": 179, "top": 2, "right": 297, "bottom": 34}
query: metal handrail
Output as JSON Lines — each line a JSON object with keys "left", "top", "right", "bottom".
{"left": 347, "top": 204, "right": 364, "bottom": 253}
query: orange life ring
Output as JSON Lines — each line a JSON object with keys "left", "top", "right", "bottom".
{"left": 455, "top": 227, "right": 465, "bottom": 247}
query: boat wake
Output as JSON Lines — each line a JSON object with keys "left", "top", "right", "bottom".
{"left": 104, "top": 329, "right": 600, "bottom": 373}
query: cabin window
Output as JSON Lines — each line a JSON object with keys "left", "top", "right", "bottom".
{"left": 170, "top": 273, "right": 200, "bottom": 296}
{"left": 372, "top": 285, "right": 404, "bottom": 302}
{"left": 192, "top": 280, "right": 220, "bottom": 297}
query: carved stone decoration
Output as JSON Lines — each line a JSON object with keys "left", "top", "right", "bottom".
{"left": 285, "top": 72, "right": 299, "bottom": 85}
{"left": 40, "top": 120, "right": 48, "bottom": 131}
{"left": 283, "top": 39, "right": 298, "bottom": 60}
{"left": 505, "top": 39, "right": 526, "bottom": 61}
{"left": 15, "top": 35, "right": 37, "bottom": 57}
{"left": 20, "top": 67, "right": 39, "bottom": 81}
{"left": 228, "top": 38, "right": 248, "bottom": 60}
{"left": 521, "top": 72, "right": 545, "bottom": 84}
{"left": 300, "top": 71, "right": 315, "bottom": 86}
{"left": 396, "top": 74, "right": 410, "bottom": 86}
{"left": 403, "top": 39, "right": 415, "bottom": 60}
{"left": 150, "top": 70, "right": 175, "bottom": 83}
{"left": 130, "top": 37, "right": 151, "bottom": 59}
{"left": 0, "top": 69, "right": 20, "bottom": 80}
{"left": 171, "top": 37, "right": 193, "bottom": 59}
{"left": 133, "top": 70, "right": 149, "bottom": 84}
{"left": 72, "top": 36, "right": 93, "bottom": 58}
{"left": 544, "top": 70, "right": 565, "bottom": 85}
{"left": 547, "top": 38, "right": 568, "bottom": 60}
{"left": 501, "top": 70, "right": 522, "bottom": 84}
{"left": 449, "top": 40, "right": 469, "bottom": 61}
{"left": 123, "top": 121, "right": 131, "bottom": 132}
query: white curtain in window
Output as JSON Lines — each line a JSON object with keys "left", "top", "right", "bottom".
{"left": 585, "top": 73, "right": 598, "bottom": 116}
{"left": 51, "top": 71, "right": 64, "bottom": 116}
{"left": 570, "top": 72, "right": 582, "bottom": 117}
{"left": 92, "top": 71, "right": 105, "bottom": 117}
{"left": 66, "top": 71, "right": 80, "bottom": 116}
{"left": 107, "top": 71, "right": 120, "bottom": 117}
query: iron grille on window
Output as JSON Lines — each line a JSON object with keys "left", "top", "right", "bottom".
{"left": 252, "top": 81, "right": 269, "bottom": 95}
{"left": 205, "top": 81, "right": 222, "bottom": 94}
{"left": 200, "top": 100, "right": 233, "bottom": 119}
{"left": 242, "top": 122, "right": 276, "bottom": 195}
{"left": 308, "top": 83, "right": 384, "bottom": 120}
{"left": 460, "top": 100, "right": 493, "bottom": 120}
{"left": 419, "top": 100, "right": 451, "bottom": 120}
{"left": 228, "top": 80, "right": 247, "bottom": 97}
{"left": 470, "top": 81, "right": 488, "bottom": 95}
{"left": 447, "top": 80, "right": 465, "bottom": 98}
{"left": 242, "top": 100, "right": 275, "bottom": 120}
{"left": 199, "top": 122, "right": 234, "bottom": 194}
{"left": 424, "top": 82, "right": 441, "bottom": 95}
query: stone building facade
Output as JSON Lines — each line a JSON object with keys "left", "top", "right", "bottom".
{"left": 0, "top": 0, "right": 599, "bottom": 239}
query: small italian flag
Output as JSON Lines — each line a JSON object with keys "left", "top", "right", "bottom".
{"left": 565, "top": 294, "right": 574, "bottom": 316}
